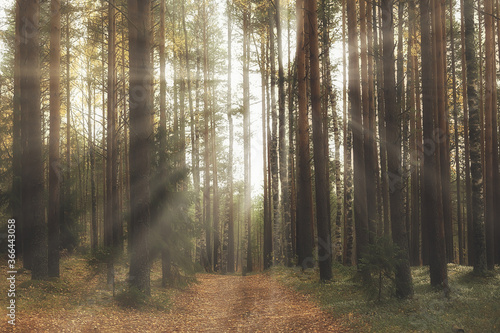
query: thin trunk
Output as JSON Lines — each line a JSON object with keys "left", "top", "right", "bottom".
{"left": 296, "top": 0, "right": 314, "bottom": 268}
{"left": 262, "top": 37, "right": 272, "bottom": 270}
{"left": 308, "top": 0, "right": 332, "bottom": 280}
{"left": 48, "top": 0, "right": 61, "bottom": 278}
{"left": 460, "top": 0, "right": 473, "bottom": 266}
{"left": 450, "top": 0, "right": 463, "bottom": 265}
{"left": 382, "top": 0, "right": 413, "bottom": 298}
{"left": 243, "top": 3, "right": 252, "bottom": 272}
{"left": 269, "top": 5, "right": 280, "bottom": 265}
{"left": 159, "top": 0, "right": 171, "bottom": 286}
{"left": 348, "top": 0, "right": 369, "bottom": 269}
{"left": 276, "top": 0, "right": 291, "bottom": 268}
{"left": 203, "top": 0, "right": 212, "bottom": 270}
{"left": 483, "top": 0, "right": 496, "bottom": 270}
{"left": 342, "top": 0, "right": 354, "bottom": 265}
{"left": 464, "top": 0, "right": 487, "bottom": 274}
{"left": 227, "top": 0, "right": 235, "bottom": 273}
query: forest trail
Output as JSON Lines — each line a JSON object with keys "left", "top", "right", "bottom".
{"left": 4, "top": 272, "right": 345, "bottom": 332}
{"left": 167, "top": 273, "right": 344, "bottom": 332}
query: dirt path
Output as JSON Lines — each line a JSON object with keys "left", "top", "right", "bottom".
{"left": 4, "top": 273, "right": 344, "bottom": 332}
{"left": 168, "top": 274, "right": 344, "bottom": 332}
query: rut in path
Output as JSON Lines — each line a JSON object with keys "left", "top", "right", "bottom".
{"left": 169, "top": 273, "right": 344, "bottom": 332}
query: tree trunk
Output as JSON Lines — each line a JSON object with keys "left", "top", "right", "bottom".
{"left": 20, "top": 0, "right": 47, "bottom": 280}
{"left": 227, "top": 0, "right": 235, "bottom": 273}
{"left": 269, "top": 5, "right": 280, "bottom": 265}
{"left": 203, "top": 0, "right": 212, "bottom": 270}
{"left": 420, "top": 0, "right": 448, "bottom": 286}
{"left": 244, "top": 5, "right": 253, "bottom": 273}
{"left": 342, "top": 0, "right": 354, "bottom": 265}
{"left": 48, "top": 0, "right": 62, "bottom": 278}
{"left": 276, "top": 0, "right": 291, "bottom": 268}
{"left": 460, "top": 0, "right": 473, "bottom": 266}
{"left": 348, "top": 0, "right": 369, "bottom": 270}
{"left": 382, "top": 0, "right": 413, "bottom": 298}
{"left": 450, "top": 0, "right": 463, "bottom": 265}
{"left": 128, "top": 0, "right": 152, "bottom": 295}
{"left": 307, "top": 0, "right": 332, "bottom": 280}
{"left": 483, "top": 0, "right": 496, "bottom": 270}
{"left": 296, "top": 0, "right": 314, "bottom": 269}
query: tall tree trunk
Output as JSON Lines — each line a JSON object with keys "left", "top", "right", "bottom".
{"left": 269, "top": 5, "right": 280, "bottom": 265}
{"left": 276, "top": 0, "right": 291, "bottom": 268}
{"left": 212, "top": 110, "right": 220, "bottom": 271}
{"left": 159, "top": 0, "right": 172, "bottom": 286}
{"left": 106, "top": 0, "right": 118, "bottom": 288}
{"left": 128, "top": 0, "right": 152, "bottom": 295}
{"left": 420, "top": 0, "right": 448, "bottom": 286}
{"left": 243, "top": 3, "right": 252, "bottom": 272}
{"left": 382, "top": 0, "right": 413, "bottom": 298}
{"left": 408, "top": 0, "right": 421, "bottom": 266}
{"left": 20, "top": 0, "right": 47, "bottom": 280}
{"left": 348, "top": 0, "right": 369, "bottom": 270}
{"left": 261, "top": 37, "right": 272, "bottom": 270}
{"left": 88, "top": 72, "right": 97, "bottom": 252}
{"left": 464, "top": 0, "right": 487, "bottom": 274}
{"left": 296, "top": 0, "right": 314, "bottom": 268}
{"left": 460, "top": 0, "right": 473, "bottom": 266}
{"left": 495, "top": 0, "right": 500, "bottom": 265}
{"left": 227, "top": 0, "right": 235, "bottom": 273}
{"left": 48, "top": 0, "right": 62, "bottom": 278}
{"left": 433, "top": 0, "right": 453, "bottom": 264}
{"left": 203, "top": 0, "right": 212, "bottom": 270}
{"left": 288, "top": 3, "right": 297, "bottom": 260}
{"left": 483, "top": 0, "right": 496, "bottom": 270}
{"left": 342, "top": 0, "right": 354, "bottom": 265}
{"left": 450, "top": 0, "right": 463, "bottom": 265}
{"left": 360, "top": 0, "right": 376, "bottom": 244}
{"left": 307, "top": 0, "right": 332, "bottom": 280}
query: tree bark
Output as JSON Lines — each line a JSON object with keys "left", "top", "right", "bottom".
{"left": 296, "top": 0, "right": 314, "bottom": 268}
{"left": 307, "top": 0, "right": 332, "bottom": 280}
{"left": 420, "top": 0, "right": 448, "bottom": 286}
{"left": 20, "top": 0, "right": 47, "bottom": 280}
{"left": 348, "top": 0, "right": 369, "bottom": 270}
{"left": 128, "top": 0, "right": 152, "bottom": 295}
{"left": 382, "top": 0, "right": 413, "bottom": 298}
{"left": 48, "top": 0, "right": 62, "bottom": 278}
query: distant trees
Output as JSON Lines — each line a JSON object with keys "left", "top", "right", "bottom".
{"left": 3, "top": 0, "right": 500, "bottom": 295}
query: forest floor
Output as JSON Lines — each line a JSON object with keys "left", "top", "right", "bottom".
{"left": 0, "top": 255, "right": 345, "bottom": 332}
{"left": 0, "top": 255, "right": 499, "bottom": 332}
{"left": 271, "top": 264, "right": 500, "bottom": 332}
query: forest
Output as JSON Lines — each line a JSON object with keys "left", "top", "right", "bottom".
{"left": 0, "top": 0, "right": 499, "bottom": 331}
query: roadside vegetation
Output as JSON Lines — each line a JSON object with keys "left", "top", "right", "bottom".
{"left": 270, "top": 264, "right": 500, "bottom": 332}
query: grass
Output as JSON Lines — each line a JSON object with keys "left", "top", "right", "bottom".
{"left": 269, "top": 263, "right": 500, "bottom": 332}
{"left": 0, "top": 253, "right": 185, "bottom": 315}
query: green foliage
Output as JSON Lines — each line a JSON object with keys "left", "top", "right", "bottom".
{"left": 358, "top": 236, "right": 403, "bottom": 301}
{"left": 272, "top": 264, "right": 500, "bottom": 332}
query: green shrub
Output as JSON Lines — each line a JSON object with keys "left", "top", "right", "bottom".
{"left": 358, "top": 236, "right": 403, "bottom": 301}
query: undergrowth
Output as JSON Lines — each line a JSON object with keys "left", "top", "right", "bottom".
{"left": 270, "top": 263, "right": 500, "bottom": 332}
